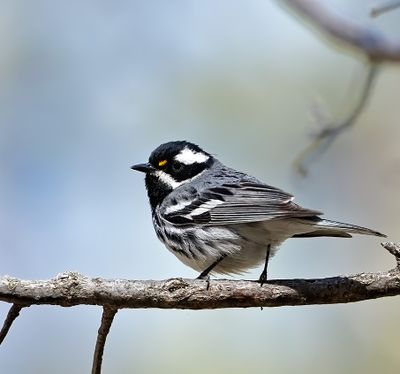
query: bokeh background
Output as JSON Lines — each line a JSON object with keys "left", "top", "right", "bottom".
{"left": 1, "top": 1, "right": 400, "bottom": 373}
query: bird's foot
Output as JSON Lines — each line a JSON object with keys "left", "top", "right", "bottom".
{"left": 196, "top": 273, "right": 211, "bottom": 290}
{"left": 259, "top": 244, "right": 271, "bottom": 286}
{"left": 196, "top": 255, "right": 226, "bottom": 290}
{"left": 258, "top": 270, "right": 268, "bottom": 287}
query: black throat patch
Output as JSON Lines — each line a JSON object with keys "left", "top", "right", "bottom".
{"left": 145, "top": 173, "right": 173, "bottom": 212}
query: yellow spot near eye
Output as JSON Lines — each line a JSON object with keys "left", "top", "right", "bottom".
{"left": 158, "top": 159, "right": 167, "bottom": 167}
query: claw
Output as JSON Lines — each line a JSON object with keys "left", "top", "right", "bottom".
{"left": 196, "top": 255, "right": 226, "bottom": 289}
{"left": 258, "top": 270, "right": 267, "bottom": 287}
{"left": 196, "top": 274, "right": 211, "bottom": 290}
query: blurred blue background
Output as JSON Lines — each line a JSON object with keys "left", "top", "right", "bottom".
{"left": 1, "top": 1, "right": 400, "bottom": 373}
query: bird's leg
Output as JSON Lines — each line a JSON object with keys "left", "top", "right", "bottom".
{"left": 258, "top": 244, "right": 271, "bottom": 286}
{"left": 197, "top": 255, "right": 226, "bottom": 289}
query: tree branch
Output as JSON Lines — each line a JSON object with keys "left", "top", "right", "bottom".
{"left": 285, "top": 0, "right": 400, "bottom": 62}
{"left": 371, "top": 1, "right": 400, "bottom": 17}
{"left": 1, "top": 242, "right": 399, "bottom": 373}
{"left": 92, "top": 306, "right": 118, "bottom": 374}
{"left": 0, "top": 304, "right": 26, "bottom": 345}
{"left": 0, "top": 242, "right": 399, "bottom": 310}
{"left": 282, "top": 0, "right": 400, "bottom": 175}
{"left": 293, "top": 64, "right": 378, "bottom": 176}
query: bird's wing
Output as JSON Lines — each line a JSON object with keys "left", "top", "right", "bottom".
{"left": 161, "top": 180, "right": 322, "bottom": 226}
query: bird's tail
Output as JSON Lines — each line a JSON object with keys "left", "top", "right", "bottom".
{"left": 292, "top": 217, "right": 387, "bottom": 238}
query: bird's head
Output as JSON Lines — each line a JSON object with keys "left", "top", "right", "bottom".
{"left": 131, "top": 141, "right": 214, "bottom": 208}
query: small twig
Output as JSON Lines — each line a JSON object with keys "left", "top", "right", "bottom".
{"left": 0, "top": 304, "right": 25, "bottom": 345}
{"left": 294, "top": 64, "right": 378, "bottom": 176}
{"left": 381, "top": 242, "right": 400, "bottom": 269}
{"left": 91, "top": 306, "right": 118, "bottom": 374}
{"left": 371, "top": 1, "right": 400, "bottom": 17}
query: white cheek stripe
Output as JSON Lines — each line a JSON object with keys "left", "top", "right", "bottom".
{"left": 155, "top": 170, "right": 182, "bottom": 189}
{"left": 174, "top": 147, "right": 209, "bottom": 165}
{"left": 154, "top": 169, "right": 206, "bottom": 190}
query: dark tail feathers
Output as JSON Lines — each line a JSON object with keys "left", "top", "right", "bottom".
{"left": 292, "top": 218, "right": 387, "bottom": 239}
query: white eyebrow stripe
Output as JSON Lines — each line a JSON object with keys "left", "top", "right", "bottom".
{"left": 174, "top": 147, "right": 209, "bottom": 165}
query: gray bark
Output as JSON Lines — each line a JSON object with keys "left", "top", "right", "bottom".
{"left": 1, "top": 268, "right": 400, "bottom": 310}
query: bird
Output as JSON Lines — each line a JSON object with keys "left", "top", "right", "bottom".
{"left": 131, "top": 140, "right": 386, "bottom": 284}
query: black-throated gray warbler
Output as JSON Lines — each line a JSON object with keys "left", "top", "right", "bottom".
{"left": 132, "top": 141, "right": 386, "bottom": 283}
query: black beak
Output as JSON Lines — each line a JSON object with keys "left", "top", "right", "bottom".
{"left": 130, "top": 163, "right": 154, "bottom": 173}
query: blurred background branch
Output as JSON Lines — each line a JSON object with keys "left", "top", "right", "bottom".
{"left": 293, "top": 64, "right": 378, "bottom": 175}
{"left": 285, "top": 0, "right": 400, "bottom": 61}
{"left": 371, "top": 1, "right": 400, "bottom": 17}
{"left": 284, "top": 0, "right": 400, "bottom": 174}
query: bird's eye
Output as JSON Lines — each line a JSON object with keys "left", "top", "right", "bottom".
{"left": 172, "top": 161, "right": 183, "bottom": 172}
